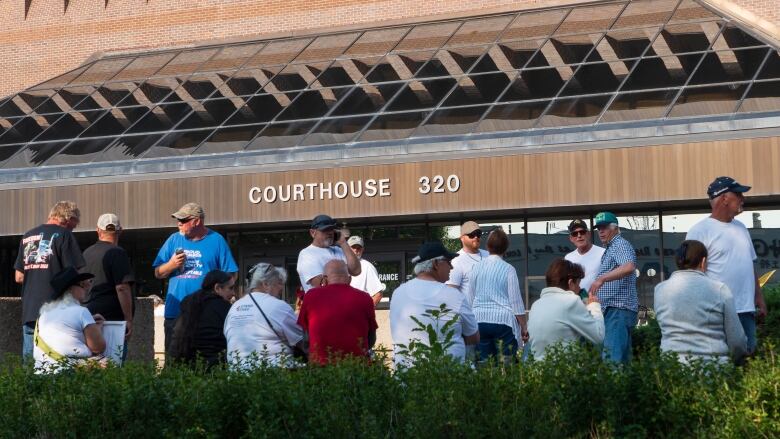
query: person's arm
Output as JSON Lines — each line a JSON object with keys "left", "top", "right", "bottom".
{"left": 14, "top": 270, "right": 24, "bottom": 284}
{"left": 754, "top": 271, "right": 767, "bottom": 321}
{"left": 459, "top": 297, "right": 480, "bottom": 345}
{"left": 515, "top": 313, "right": 529, "bottom": 343}
{"left": 588, "top": 261, "right": 636, "bottom": 295}
{"left": 338, "top": 239, "right": 361, "bottom": 276}
{"left": 567, "top": 296, "right": 605, "bottom": 345}
{"left": 154, "top": 252, "right": 186, "bottom": 279}
{"left": 84, "top": 314, "right": 107, "bottom": 355}
{"left": 364, "top": 263, "right": 384, "bottom": 306}
{"left": 368, "top": 329, "right": 377, "bottom": 349}
{"left": 116, "top": 283, "right": 134, "bottom": 338}
{"left": 306, "top": 274, "right": 324, "bottom": 289}
{"left": 371, "top": 293, "right": 383, "bottom": 306}
{"left": 507, "top": 267, "right": 528, "bottom": 342}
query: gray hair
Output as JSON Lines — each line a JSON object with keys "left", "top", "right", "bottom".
{"left": 413, "top": 256, "right": 447, "bottom": 275}
{"left": 247, "top": 262, "right": 287, "bottom": 292}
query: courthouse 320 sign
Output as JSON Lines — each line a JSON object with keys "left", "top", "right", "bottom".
{"left": 248, "top": 174, "right": 460, "bottom": 204}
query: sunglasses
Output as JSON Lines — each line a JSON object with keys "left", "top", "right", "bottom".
{"left": 177, "top": 217, "right": 194, "bottom": 224}
{"left": 570, "top": 230, "right": 587, "bottom": 237}
{"left": 466, "top": 230, "right": 482, "bottom": 239}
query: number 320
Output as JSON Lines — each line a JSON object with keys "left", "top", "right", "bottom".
{"left": 418, "top": 175, "right": 460, "bottom": 194}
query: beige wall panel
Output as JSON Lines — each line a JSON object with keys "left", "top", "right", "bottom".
{"left": 0, "top": 137, "right": 778, "bottom": 236}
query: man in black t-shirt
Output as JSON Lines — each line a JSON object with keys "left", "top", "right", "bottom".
{"left": 83, "top": 213, "right": 135, "bottom": 358}
{"left": 14, "top": 201, "right": 85, "bottom": 361}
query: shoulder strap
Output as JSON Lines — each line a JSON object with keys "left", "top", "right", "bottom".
{"left": 247, "top": 293, "right": 287, "bottom": 344}
{"left": 34, "top": 320, "right": 67, "bottom": 362}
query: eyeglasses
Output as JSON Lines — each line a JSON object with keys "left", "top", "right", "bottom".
{"left": 177, "top": 217, "right": 194, "bottom": 224}
{"left": 570, "top": 230, "right": 587, "bottom": 237}
{"left": 466, "top": 230, "right": 482, "bottom": 239}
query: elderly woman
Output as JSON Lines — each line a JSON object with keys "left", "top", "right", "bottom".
{"left": 654, "top": 240, "right": 747, "bottom": 364}
{"left": 223, "top": 263, "right": 305, "bottom": 369}
{"left": 34, "top": 266, "right": 106, "bottom": 372}
{"left": 468, "top": 228, "right": 527, "bottom": 363}
{"left": 169, "top": 270, "right": 235, "bottom": 369}
{"left": 390, "top": 241, "right": 479, "bottom": 367}
{"left": 526, "top": 259, "right": 604, "bottom": 360}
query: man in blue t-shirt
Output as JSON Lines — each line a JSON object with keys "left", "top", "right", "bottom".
{"left": 153, "top": 202, "right": 237, "bottom": 356}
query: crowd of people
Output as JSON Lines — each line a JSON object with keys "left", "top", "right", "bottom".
{"left": 13, "top": 176, "right": 768, "bottom": 371}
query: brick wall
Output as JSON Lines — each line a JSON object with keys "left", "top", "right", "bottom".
{"left": 0, "top": 0, "right": 777, "bottom": 97}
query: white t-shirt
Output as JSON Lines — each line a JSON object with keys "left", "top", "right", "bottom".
{"left": 350, "top": 258, "right": 384, "bottom": 296}
{"left": 447, "top": 248, "right": 490, "bottom": 303}
{"left": 34, "top": 301, "right": 96, "bottom": 372}
{"left": 565, "top": 245, "right": 606, "bottom": 292}
{"left": 390, "top": 278, "right": 479, "bottom": 367}
{"left": 297, "top": 244, "right": 347, "bottom": 292}
{"left": 686, "top": 217, "right": 757, "bottom": 313}
{"left": 224, "top": 292, "right": 304, "bottom": 369}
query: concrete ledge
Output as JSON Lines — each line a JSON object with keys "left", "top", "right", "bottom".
{"left": 0, "top": 297, "right": 156, "bottom": 364}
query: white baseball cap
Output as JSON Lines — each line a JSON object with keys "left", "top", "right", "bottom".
{"left": 97, "top": 213, "right": 122, "bottom": 231}
{"left": 347, "top": 236, "right": 364, "bottom": 247}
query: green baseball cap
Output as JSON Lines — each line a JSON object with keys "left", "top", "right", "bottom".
{"left": 594, "top": 211, "right": 618, "bottom": 228}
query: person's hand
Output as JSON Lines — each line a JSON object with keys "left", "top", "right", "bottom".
{"left": 336, "top": 228, "right": 350, "bottom": 246}
{"left": 92, "top": 313, "right": 105, "bottom": 327}
{"left": 521, "top": 330, "right": 529, "bottom": 343}
{"left": 756, "top": 299, "right": 768, "bottom": 323}
{"left": 587, "top": 291, "right": 600, "bottom": 305}
{"left": 170, "top": 251, "right": 186, "bottom": 269}
{"left": 124, "top": 320, "right": 133, "bottom": 340}
{"left": 588, "top": 277, "right": 604, "bottom": 296}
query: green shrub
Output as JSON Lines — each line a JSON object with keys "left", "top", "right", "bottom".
{"left": 759, "top": 284, "right": 780, "bottom": 345}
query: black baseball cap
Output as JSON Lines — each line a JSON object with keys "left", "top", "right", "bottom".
{"left": 411, "top": 241, "right": 459, "bottom": 263}
{"left": 707, "top": 176, "right": 751, "bottom": 199}
{"left": 568, "top": 219, "right": 589, "bottom": 233}
{"left": 310, "top": 214, "right": 338, "bottom": 230}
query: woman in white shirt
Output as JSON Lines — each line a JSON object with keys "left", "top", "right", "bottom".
{"left": 526, "top": 259, "right": 604, "bottom": 360}
{"left": 468, "top": 229, "right": 527, "bottom": 364}
{"left": 224, "top": 263, "right": 305, "bottom": 369}
{"left": 34, "top": 267, "right": 107, "bottom": 372}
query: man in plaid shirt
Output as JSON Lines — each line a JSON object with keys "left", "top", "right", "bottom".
{"left": 588, "top": 211, "right": 638, "bottom": 364}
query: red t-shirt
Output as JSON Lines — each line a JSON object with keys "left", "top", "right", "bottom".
{"left": 298, "top": 283, "right": 378, "bottom": 365}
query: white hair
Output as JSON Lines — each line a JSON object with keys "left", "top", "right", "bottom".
{"left": 413, "top": 256, "right": 447, "bottom": 275}
{"left": 247, "top": 263, "right": 287, "bottom": 292}
{"left": 39, "top": 292, "right": 80, "bottom": 315}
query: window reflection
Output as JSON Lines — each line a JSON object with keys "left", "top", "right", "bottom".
{"left": 357, "top": 111, "right": 427, "bottom": 142}
{"left": 412, "top": 105, "right": 489, "bottom": 137}
{"left": 667, "top": 83, "right": 748, "bottom": 118}
{"left": 194, "top": 124, "right": 266, "bottom": 154}
{"left": 737, "top": 80, "right": 780, "bottom": 113}
{"left": 477, "top": 100, "right": 550, "bottom": 132}
{"left": 599, "top": 89, "right": 677, "bottom": 123}
{"left": 537, "top": 94, "right": 611, "bottom": 128}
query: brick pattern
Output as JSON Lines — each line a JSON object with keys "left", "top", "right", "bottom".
{"left": 0, "top": 0, "right": 777, "bottom": 97}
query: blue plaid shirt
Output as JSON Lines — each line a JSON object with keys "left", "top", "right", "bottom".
{"left": 596, "top": 234, "right": 638, "bottom": 312}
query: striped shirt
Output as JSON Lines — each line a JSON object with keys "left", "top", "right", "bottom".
{"left": 596, "top": 234, "right": 638, "bottom": 312}
{"left": 468, "top": 255, "right": 526, "bottom": 342}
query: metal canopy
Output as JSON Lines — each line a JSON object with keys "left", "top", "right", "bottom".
{"left": 0, "top": 0, "right": 778, "bottom": 184}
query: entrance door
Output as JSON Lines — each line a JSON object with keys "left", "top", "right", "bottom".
{"left": 363, "top": 251, "right": 407, "bottom": 308}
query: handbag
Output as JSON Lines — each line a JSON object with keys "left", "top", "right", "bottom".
{"left": 247, "top": 293, "right": 308, "bottom": 362}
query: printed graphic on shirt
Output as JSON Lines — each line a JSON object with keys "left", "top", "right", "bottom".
{"left": 178, "top": 249, "right": 205, "bottom": 279}
{"left": 21, "top": 232, "right": 60, "bottom": 269}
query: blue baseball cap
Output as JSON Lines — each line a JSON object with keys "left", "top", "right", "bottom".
{"left": 707, "top": 176, "right": 751, "bottom": 199}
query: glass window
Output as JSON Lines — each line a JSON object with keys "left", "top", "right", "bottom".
{"left": 544, "top": 33, "right": 604, "bottom": 65}
{"left": 36, "top": 110, "right": 106, "bottom": 141}
{"left": 537, "top": 94, "right": 612, "bottom": 128}
{"left": 417, "top": 45, "right": 491, "bottom": 78}
{"left": 125, "top": 102, "right": 195, "bottom": 134}
{"left": 525, "top": 218, "right": 579, "bottom": 307}
{"left": 245, "top": 38, "right": 313, "bottom": 67}
{"left": 756, "top": 50, "right": 780, "bottom": 80}
{"left": 612, "top": 0, "right": 677, "bottom": 30}
{"left": 177, "top": 76, "right": 221, "bottom": 101}
{"left": 500, "top": 68, "right": 565, "bottom": 100}
{"left": 668, "top": 0, "right": 719, "bottom": 24}
{"left": 394, "top": 21, "right": 461, "bottom": 52}
{"left": 54, "top": 87, "right": 99, "bottom": 111}
{"left": 153, "top": 48, "right": 220, "bottom": 78}
{"left": 176, "top": 98, "right": 241, "bottom": 130}
{"left": 345, "top": 27, "right": 410, "bottom": 57}
{"left": 500, "top": 9, "right": 567, "bottom": 42}
{"left": 599, "top": 89, "right": 678, "bottom": 123}
{"left": 559, "top": 62, "right": 633, "bottom": 96}
{"left": 68, "top": 58, "right": 134, "bottom": 86}
{"left": 737, "top": 80, "right": 780, "bottom": 113}
{"left": 329, "top": 82, "right": 404, "bottom": 116}
{"left": 44, "top": 138, "right": 113, "bottom": 166}
{"left": 667, "top": 83, "right": 748, "bottom": 118}
{"left": 274, "top": 88, "right": 349, "bottom": 121}
{"left": 0, "top": 141, "right": 69, "bottom": 169}
{"left": 246, "top": 120, "right": 319, "bottom": 150}
{"left": 198, "top": 43, "right": 266, "bottom": 72}
{"left": 371, "top": 50, "right": 438, "bottom": 82}
{"left": 592, "top": 28, "right": 659, "bottom": 62}
{"left": 475, "top": 40, "right": 545, "bottom": 73}
{"left": 292, "top": 32, "right": 360, "bottom": 64}
{"left": 687, "top": 47, "right": 769, "bottom": 85}
{"left": 554, "top": 3, "right": 626, "bottom": 36}
{"left": 78, "top": 105, "right": 149, "bottom": 138}
{"left": 224, "top": 92, "right": 288, "bottom": 125}
{"left": 225, "top": 67, "right": 279, "bottom": 96}
{"left": 110, "top": 52, "right": 179, "bottom": 82}
{"left": 719, "top": 25, "right": 766, "bottom": 50}
{"left": 332, "top": 56, "right": 390, "bottom": 84}
{"left": 0, "top": 144, "right": 25, "bottom": 166}
{"left": 442, "top": 72, "right": 513, "bottom": 106}
{"left": 446, "top": 15, "right": 514, "bottom": 47}
{"left": 385, "top": 77, "right": 457, "bottom": 112}
{"left": 0, "top": 97, "right": 25, "bottom": 118}
{"left": 28, "top": 65, "right": 90, "bottom": 91}
{"left": 193, "top": 124, "right": 266, "bottom": 155}
{"left": 477, "top": 100, "right": 551, "bottom": 132}
{"left": 299, "top": 116, "right": 372, "bottom": 146}
{"left": 17, "top": 90, "right": 58, "bottom": 115}
{"left": 621, "top": 54, "right": 703, "bottom": 90}
{"left": 660, "top": 21, "right": 724, "bottom": 54}
{"left": 97, "top": 134, "right": 164, "bottom": 162}
{"left": 141, "top": 129, "right": 214, "bottom": 159}
{"left": 268, "top": 62, "right": 334, "bottom": 92}
{"left": 94, "top": 82, "right": 141, "bottom": 107}
{"left": 412, "top": 105, "right": 489, "bottom": 137}
{"left": 0, "top": 117, "right": 45, "bottom": 145}
{"left": 609, "top": 213, "right": 662, "bottom": 309}
{"left": 356, "top": 111, "right": 428, "bottom": 142}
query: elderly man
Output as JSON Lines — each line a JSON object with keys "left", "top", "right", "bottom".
{"left": 348, "top": 235, "right": 384, "bottom": 306}
{"left": 686, "top": 176, "right": 767, "bottom": 355}
{"left": 298, "top": 260, "right": 378, "bottom": 365}
{"left": 391, "top": 241, "right": 479, "bottom": 367}
{"left": 83, "top": 214, "right": 135, "bottom": 354}
{"left": 447, "top": 221, "right": 489, "bottom": 304}
{"left": 15, "top": 200, "right": 85, "bottom": 360}
{"left": 153, "top": 202, "right": 237, "bottom": 355}
{"left": 588, "top": 212, "right": 638, "bottom": 364}
{"left": 564, "top": 219, "right": 605, "bottom": 294}
{"left": 296, "top": 214, "right": 360, "bottom": 293}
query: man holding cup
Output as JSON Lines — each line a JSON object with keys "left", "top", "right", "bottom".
{"left": 297, "top": 214, "right": 361, "bottom": 293}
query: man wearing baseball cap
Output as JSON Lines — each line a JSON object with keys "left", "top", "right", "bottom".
{"left": 348, "top": 235, "right": 384, "bottom": 306}
{"left": 588, "top": 211, "right": 638, "bottom": 364}
{"left": 686, "top": 176, "right": 766, "bottom": 354}
{"left": 447, "top": 221, "right": 489, "bottom": 305}
{"left": 153, "top": 202, "right": 238, "bottom": 356}
{"left": 296, "top": 214, "right": 361, "bottom": 293}
{"left": 390, "top": 241, "right": 479, "bottom": 367}
{"left": 564, "top": 219, "right": 605, "bottom": 294}
{"left": 83, "top": 213, "right": 135, "bottom": 359}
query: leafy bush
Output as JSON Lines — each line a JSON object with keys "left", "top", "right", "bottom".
{"left": 759, "top": 284, "right": 780, "bottom": 345}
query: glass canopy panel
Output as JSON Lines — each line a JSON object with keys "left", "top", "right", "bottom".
{"left": 667, "top": 83, "right": 749, "bottom": 118}
{"left": 152, "top": 48, "right": 220, "bottom": 78}
{"left": 667, "top": 0, "right": 719, "bottom": 24}
{"left": 560, "top": 60, "right": 637, "bottom": 96}
{"left": 660, "top": 21, "right": 724, "bottom": 54}
{"left": 0, "top": 117, "right": 46, "bottom": 144}
{"left": 0, "top": 98, "right": 25, "bottom": 118}
{"left": 554, "top": 3, "right": 626, "bottom": 36}
{"left": 110, "top": 52, "right": 179, "bottom": 83}
{"left": 500, "top": 9, "right": 567, "bottom": 42}
{"left": 590, "top": 28, "right": 659, "bottom": 62}
{"left": 273, "top": 88, "right": 352, "bottom": 121}
{"left": 412, "top": 105, "right": 490, "bottom": 137}
{"left": 621, "top": 54, "right": 704, "bottom": 90}
{"left": 291, "top": 33, "right": 361, "bottom": 64}
{"left": 68, "top": 58, "right": 135, "bottom": 87}
{"left": 345, "top": 27, "right": 410, "bottom": 57}
{"left": 244, "top": 38, "right": 313, "bottom": 68}
{"left": 1, "top": 141, "right": 69, "bottom": 169}
{"left": 78, "top": 105, "right": 150, "bottom": 138}
{"left": 35, "top": 110, "right": 107, "bottom": 142}
{"left": 141, "top": 129, "right": 215, "bottom": 159}
{"left": 124, "top": 102, "right": 196, "bottom": 134}
{"left": 0, "top": 144, "right": 25, "bottom": 167}
{"left": 365, "top": 50, "right": 437, "bottom": 82}
{"left": 193, "top": 124, "right": 266, "bottom": 155}
{"left": 473, "top": 40, "right": 545, "bottom": 73}
{"left": 356, "top": 111, "right": 429, "bottom": 142}
{"left": 612, "top": 0, "right": 678, "bottom": 30}
{"left": 395, "top": 21, "right": 462, "bottom": 52}
{"left": 599, "top": 88, "right": 678, "bottom": 123}
{"left": 227, "top": 66, "right": 283, "bottom": 95}
{"left": 328, "top": 82, "right": 405, "bottom": 116}
{"left": 536, "top": 94, "right": 612, "bottom": 127}
{"left": 223, "top": 92, "right": 288, "bottom": 124}
{"left": 719, "top": 24, "right": 768, "bottom": 50}
{"left": 500, "top": 68, "right": 566, "bottom": 100}
{"left": 176, "top": 98, "right": 241, "bottom": 130}
{"left": 385, "top": 77, "right": 458, "bottom": 111}
{"left": 543, "top": 33, "right": 605, "bottom": 66}
{"left": 44, "top": 138, "right": 113, "bottom": 166}
{"left": 198, "top": 43, "right": 266, "bottom": 72}
{"left": 416, "top": 45, "right": 491, "bottom": 78}
{"left": 28, "top": 65, "right": 90, "bottom": 91}
{"left": 446, "top": 15, "right": 515, "bottom": 47}
{"left": 442, "top": 72, "right": 514, "bottom": 106}
{"left": 96, "top": 134, "right": 164, "bottom": 162}
{"left": 756, "top": 50, "right": 780, "bottom": 80}
{"left": 477, "top": 100, "right": 551, "bottom": 132}
{"left": 299, "top": 116, "right": 373, "bottom": 146}
{"left": 687, "top": 47, "right": 770, "bottom": 85}
{"left": 247, "top": 120, "right": 319, "bottom": 150}
{"left": 737, "top": 80, "right": 780, "bottom": 113}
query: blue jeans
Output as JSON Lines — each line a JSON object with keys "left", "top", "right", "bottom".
{"left": 603, "top": 308, "right": 637, "bottom": 364}
{"left": 738, "top": 312, "right": 757, "bottom": 354}
{"left": 22, "top": 324, "right": 35, "bottom": 362}
{"left": 477, "top": 323, "right": 518, "bottom": 363}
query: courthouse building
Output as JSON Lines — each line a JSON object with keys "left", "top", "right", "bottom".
{"left": 0, "top": 0, "right": 778, "bottom": 308}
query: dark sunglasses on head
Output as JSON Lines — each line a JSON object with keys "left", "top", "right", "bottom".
{"left": 467, "top": 230, "right": 482, "bottom": 239}
{"left": 177, "top": 217, "right": 194, "bottom": 224}
{"left": 570, "top": 230, "right": 587, "bottom": 237}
